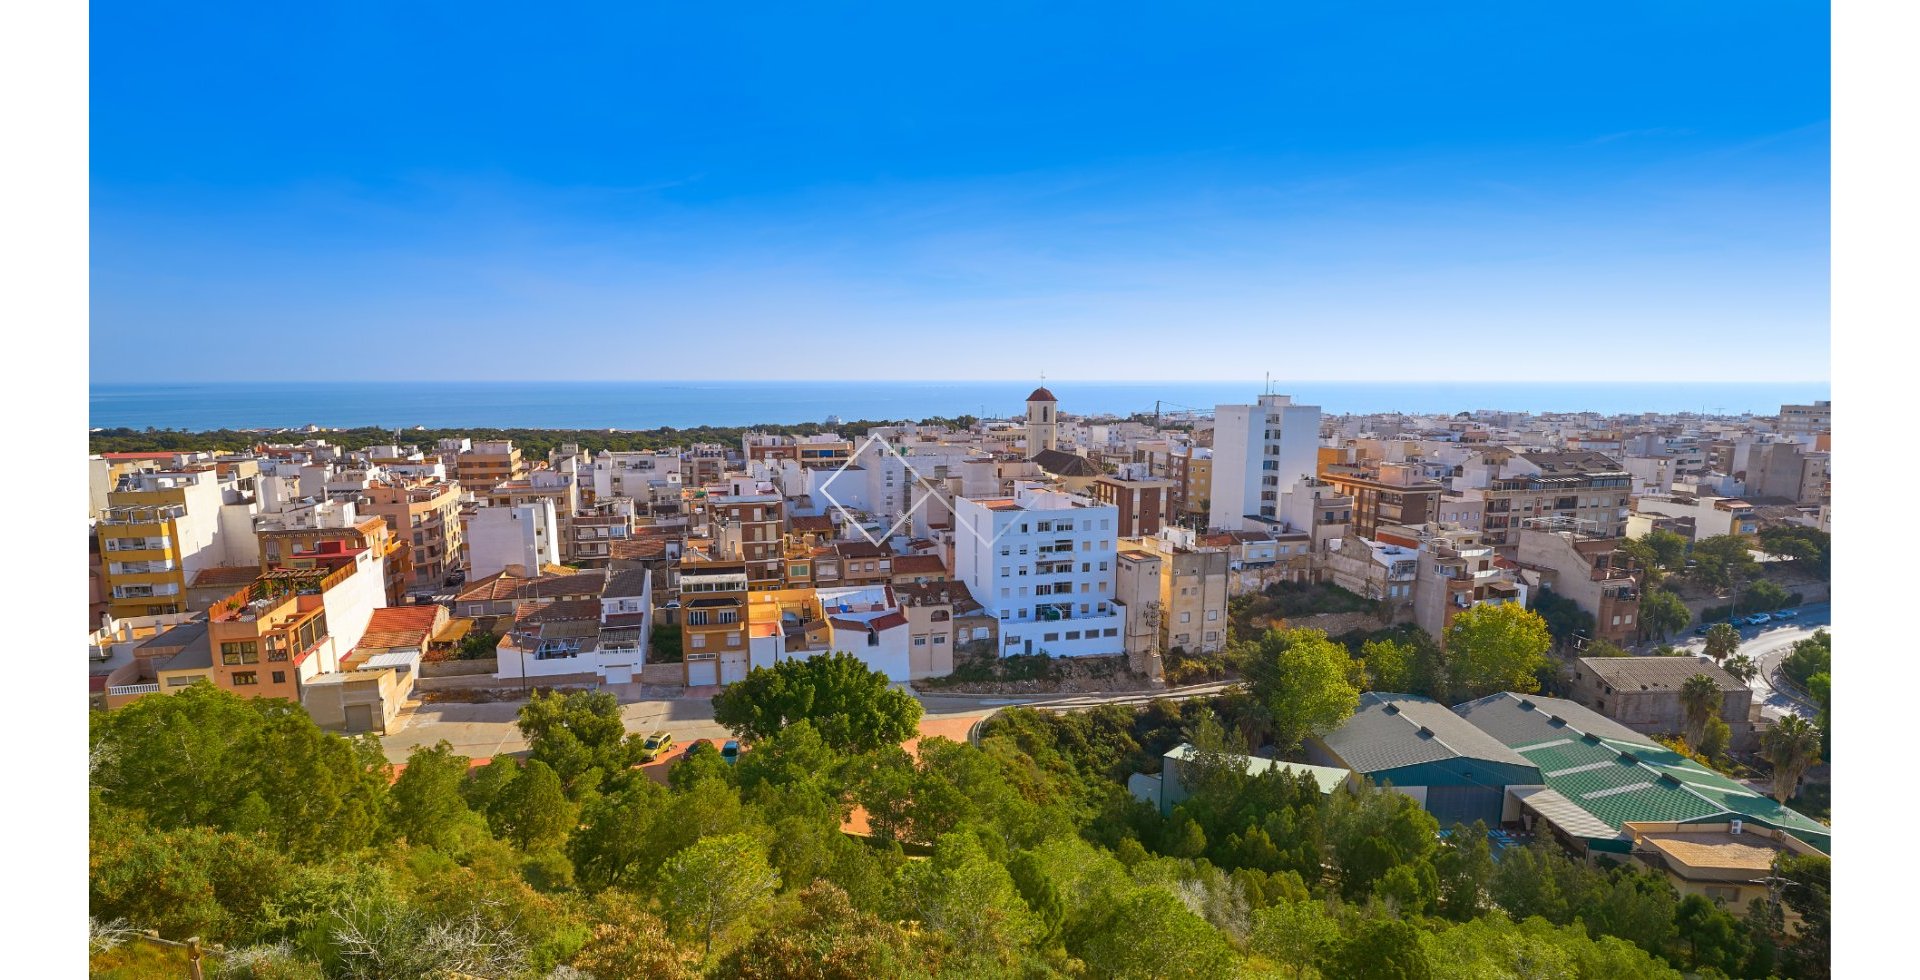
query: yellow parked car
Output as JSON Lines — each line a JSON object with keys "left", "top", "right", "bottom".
{"left": 639, "top": 730, "right": 675, "bottom": 762}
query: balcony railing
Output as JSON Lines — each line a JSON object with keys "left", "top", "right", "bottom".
{"left": 108, "top": 683, "right": 160, "bottom": 697}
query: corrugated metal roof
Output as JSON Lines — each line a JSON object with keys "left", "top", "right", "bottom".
{"left": 358, "top": 650, "right": 418, "bottom": 671}
{"left": 1164, "top": 743, "right": 1351, "bottom": 795}
{"left": 1318, "top": 692, "right": 1538, "bottom": 774}
{"left": 1507, "top": 785, "right": 1622, "bottom": 842}
{"left": 1455, "top": 693, "right": 1830, "bottom": 852}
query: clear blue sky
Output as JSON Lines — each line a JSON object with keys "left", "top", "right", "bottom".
{"left": 91, "top": 2, "right": 1830, "bottom": 383}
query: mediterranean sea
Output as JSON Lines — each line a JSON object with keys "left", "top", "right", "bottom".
{"left": 89, "top": 380, "right": 1833, "bottom": 432}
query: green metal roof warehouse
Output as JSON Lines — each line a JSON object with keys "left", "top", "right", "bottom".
{"left": 1452, "top": 692, "right": 1830, "bottom": 855}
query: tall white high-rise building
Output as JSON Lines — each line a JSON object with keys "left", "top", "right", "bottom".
{"left": 1209, "top": 394, "right": 1322, "bottom": 531}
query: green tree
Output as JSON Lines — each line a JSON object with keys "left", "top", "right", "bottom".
{"left": 1236, "top": 628, "right": 1361, "bottom": 754}
{"left": 388, "top": 741, "right": 483, "bottom": 852}
{"left": 1443, "top": 603, "right": 1552, "bottom": 701}
{"left": 570, "top": 779, "right": 672, "bottom": 893}
{"left": 490, "top": 759, "right": 576, "bottom": 852}
{"left": 1698, "top": 715, "right": 1732, "bottom": 762}
{"left": 1807, "top": 670, "right": 1831, "bottom": 739}
{"left": 1529, "top": 589, "right": 1594, "bottom": 649}
{"left": 1638, "top": 589, "right": 1690, "bottom": 641}
{"left": 1077, "top": 887, "right": 1238, "bottom": 980}
{"left": 1758, "top": 525, "right": 1830, "bottom": 577}
{"left": 1326, "top": 918, "right": 1431, "bottom": 979}
{"left": 1724, "top": 653, "right": 1759, "bottom": 684}
{"left": 516, "top": 689, "right": 641, "bottom": 787}
{"left": 1641, "top": 529, "right": 1690, "bottom": 571}
{"left": 1773, "top": 852, "right": 1831, "bottom": 979}
{"left": 1690, "top": 534, "right": 1758, "bottom": 592}
{"left": 1780, "top": 629, "right": 1832, "bottom": 688}
{"left": 1249, "top": 900, "right": 1340, "bottom": 976}
{"left": 711, "top": 881, "right": 921, "bottom": 980}
{"left": 1741, "top": 578, "right": 1790, "bottom": 613}
{"left": 1680, "top": 674, "right": 1722, "bottom": 747}
{"left": 895, "top": 832, "right": 1038, "bottom": 968}
{"left": 89, "top": 685, "right": 389, "bottom": 860}
{"left": 1359, "top": 637, "right": 1413, "bottom": 692}
{"left": 658, "top": 833, "right": 781, "bottom": 957}
{"left": 711, "top": 652, "right": 923, "bottom": 753}
{"left": 1703, "top": 623, "right": 1741, "bottom": 666}
{"left": 1435, "top": 822, "right": 1494, "bottom": 921}
{"left": 1760, "top": 715, "right": 1823, "bottom": 804}
{"left": 1674, "top": 893, "right": 1752, "bottom": 976}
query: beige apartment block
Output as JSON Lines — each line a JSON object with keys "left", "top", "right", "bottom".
{"left": 362, "top": 480, "right": 465, "bottom": 589}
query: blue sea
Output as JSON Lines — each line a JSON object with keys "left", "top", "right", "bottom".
{"left": 89, "top": 381, "right": 1832, "bottom": 432}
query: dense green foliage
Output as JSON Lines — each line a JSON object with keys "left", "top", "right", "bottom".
{"left": 1689, "top": 534, "right": 1759, "bottom": 592}
{"left": 91, "top": 672, "right": 1830, "bottom": 977}
{"left": 1529, "top": 589, "right": 1594, "bottom": 649}
{"left": 89, "top": 421, "right": 942, "bottom": 460}
{"left": 1442, "top": 603, "right": 1553, "bottom": 702}
{"left": 1758, "top": 525, "right": 1831, "bottom": 578}
{"left": 1781, "top": 629, "right": 1832, "bottom": 690}
{"left": 711, "top": 652, "right": 923, "bottom": 752}
{"left": 1637, "top": 588, "right": 1691, "bottom": 640}
{"left": 1233, "top": 628, "right": 1360, "bottom": 755}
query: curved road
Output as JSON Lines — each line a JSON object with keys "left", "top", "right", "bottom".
{"left": 1670, "top": 602, "right": 1829, "bottom": 721}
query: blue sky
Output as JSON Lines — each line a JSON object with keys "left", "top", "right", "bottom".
{"left": 91, "top": 2, "right": 1830, "bottom": 382}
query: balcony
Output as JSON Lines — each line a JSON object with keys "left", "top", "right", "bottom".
{"left": 108, "top": 683, "right": 160, "bottom": 697}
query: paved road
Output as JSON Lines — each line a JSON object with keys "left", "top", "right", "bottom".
{"left": 1667, "top": 602, "right": 1830, "bottom": 721}
{"left": 377, "top": 683, "right": 1176, "bottom": 764}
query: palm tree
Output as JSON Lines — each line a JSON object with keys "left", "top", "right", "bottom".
{"left": 1724, "top": 654, "right": 1759, "bottom": 685}
{"left": 1680, "top": 674, "right": 1721, "bottom": 747}
{"left": 1761, "top": 715, "right": 1824, "bottom": 804}
{"left": 1703, "top": 623, "right": 1741, "bottom": 666}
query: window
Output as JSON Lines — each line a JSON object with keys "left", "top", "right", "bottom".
{"left": 271, "top": 671, "right": 286, "bottom": 684}
{"left": 1065, "top": 631, "right": 1081, "bottom": 640}
{"left": 231, "top": 671, "right": 258, "bottom": 686}
{"left": 727, "top": 634, "right": 740, "bottom": 647}
{"left": 914, "top": 636, "right": 927, "bottom": 646}
{"left": 1044, "top": 633, "right": 1060, "bottom": 642}
{"left": 933, "top": 635, "right": 946, "bottom": 644}
{"left": 1180, "top": 612, "right": 1192, "bottom": 623}
{"left": 691, "top": 634, "right": 707, "bottom": 648}
{"left": 1104, "top": 628, "right": 1118, "bottom": 637}
{"left": 220, "top": 642, "right": 259, "bottom": 665}
{"left": 974, "top": 627, "right": 989, "bottom": 640}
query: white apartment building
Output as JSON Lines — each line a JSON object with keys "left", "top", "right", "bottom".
{"left": 1210, "top": 394, "right": 1323, "bottom": 531}
{"left": 953, "top": 484, "right": 1125, "bottom": 658}
{"left": 465, "top": 499, "right": 561, "bottom": 580}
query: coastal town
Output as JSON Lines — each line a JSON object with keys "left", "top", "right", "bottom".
{"left": 88, "top": 389, "right": 1833, "bottom": 953}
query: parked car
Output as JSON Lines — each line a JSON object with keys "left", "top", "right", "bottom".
{"left": 1693, "top": 625, "right": 1713, "bottom": 637}
{"left": 721, "top": 739, "right": 741, "bottom": 765}
{"left": 1744, "top": 613, "right": 1771, "bottom": 626}
{"left": 639, "top": 731, "right": 675, "bottom": 762}
{"left": 1774, "top": 608, "right": 1798, "bottom": 620}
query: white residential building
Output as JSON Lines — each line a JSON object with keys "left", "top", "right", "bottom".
{"left": 465, "top": 499, "right": 561, "bottom": 580}
{"left": 953, "top": 483, "right": 1124, "bottom": 658}
{"left": 1210, "top": 394, "right": 1323, "bottom": 531}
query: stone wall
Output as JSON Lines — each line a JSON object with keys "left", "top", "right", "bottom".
{"left": 420, "top": 657, "right": 499, "bottom": 678}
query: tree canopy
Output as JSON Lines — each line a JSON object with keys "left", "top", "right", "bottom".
{"left": 1234, "top": 628, "right": 1361, "bottom": 754}
{"left": 1443, "top": 603, "right": 1553, "bottom": 701}
{"left": 711, "top": 652, "right": 923, "bottom": 752}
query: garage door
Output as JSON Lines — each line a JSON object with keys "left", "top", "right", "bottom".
{"left": 720, "top": 652, "right": 749, "bottom": 685}
{"left": 344, "top": 703, "right": 374, "bottom": 734}
{"left": 603, "top": 664, "right": 633, "bottom": 685}
{"left": 685, "top": 656, "right": 718, "bottom": 686}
